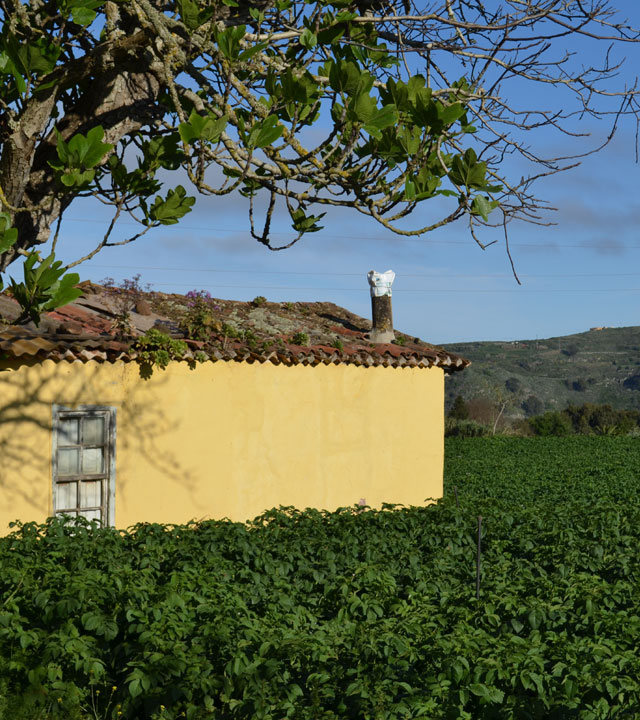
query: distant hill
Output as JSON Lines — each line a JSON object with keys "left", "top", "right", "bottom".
{"left": 441, "top": 326, "right": 640, "bottom": 417}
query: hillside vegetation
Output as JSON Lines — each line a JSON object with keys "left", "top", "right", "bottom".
{"left": 442, "top": 325, "right": 640, "bottom": 418}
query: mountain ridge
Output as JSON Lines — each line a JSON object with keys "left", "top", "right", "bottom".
{"left": 441, "top": 324, "right": 640, "bottom": 416}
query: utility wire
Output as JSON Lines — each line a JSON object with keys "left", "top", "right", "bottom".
{"left": 86, "top": 263, "right": 640, "bottom": 280}
{"left": 63, "top": 217, "right": 640, "bottom": 251}
{"left": 132, "top": 282, "right": 640, "bottom": 294}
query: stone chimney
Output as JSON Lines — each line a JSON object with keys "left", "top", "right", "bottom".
{"left": 367, "top": 270, "right": 395, "bottom": 344}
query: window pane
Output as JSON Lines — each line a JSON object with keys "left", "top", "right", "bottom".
{"left": 56, "top": 481, "right": 77, "bottom": 511}
{"left": 80, "top": 480, "right": 102, "bottom": 508}
{"left": 83, "top": 416, "right": 105, "bottom": 445}
{"left": 78, "top": 508, "right": 101, "bottom": 523}
{"left": 82, "top": 447, "right": 104, "bottom": 474}
{"left": 59, "top": 418, "right": 79, "bottom": 446}
{"left": 58, "top": 448, "right": 80, "bottom": 476}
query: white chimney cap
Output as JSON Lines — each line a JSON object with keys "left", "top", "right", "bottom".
{"left": 367, "top": 269, "right": 395, "bottom": 297}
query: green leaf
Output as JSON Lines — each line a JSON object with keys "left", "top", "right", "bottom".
{"left": 449, "top": 148, "right": 488, "bottom": 189}
{"left": 300, "top": 28, "right": 317, "bottom": 49}
{"left": 471, "top": 195, "right": 499, "bottom": 221}
{"left": 469, "top": 683, "right": 504, "bottom": 703}
{"left": 438, "top": 102, "right": 466, "bottom": 125}
{"left": 177, "top": 0, "right": 201, "bottom": 30}
{"left": 291, "top": 208, "right": 325, "bottom": 233}
{"left": 404, "top": 178, "right": 416, "bottom": 201}
{"left": 71, "top": 6, "right": 97, "bottom": 25}
{"left": 179, "top": 112, "right": 228, "bottom": 145}
{"left": 366, "top": 104, "right": 398, "bottom": 130}
{"left": 149, "top": 186, "right": 196, "bottom": 225}
{"left": 239, "top": 41, "right": 268, "bottom": 62}
{"left": 129, "top": 677, "right": 142, "bottom": 698}
{"left": 143, "top": 134, "right": 185, "bottom": 170}
{"left": 216, "top": 26, "right": 246, "bottom": 60}
{"left": 348, "top": 93, "right": 376, "bottom": 124}
{"left": 76, "top": 126, "right": 113, "bottom": 168}
{"left": 0, "top": 213, "right": 18, "bottom": 254}
{"left": 329, "top": 60, "right": 373, "bottom": 98}
{"left": 248, "top": 115, "right": 284, "bottom": 148}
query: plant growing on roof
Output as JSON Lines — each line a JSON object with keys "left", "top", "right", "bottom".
{"left": 290, "top": 332, "right": 310, "bottom": 346}
{"left": 5, "top": 251, "right": 82, "bottom": 326}
{"left": 133, "top": 329, "right": 189, "bottom": 376}
{"left": 180, "top": 292, "right": 220, "bottom": 341}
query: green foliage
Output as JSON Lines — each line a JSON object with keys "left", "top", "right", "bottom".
{"left": 144, "top": 185, "right": 196, "bottom": 226}
{"left": 0, "top": 0, "right": 635, "bottom": 278}
{"left": 4, "top": 438, "right": 640, "bottom": 718}
{"left": 251, "top": 295, "right": 267, "bottom": 307}
{"left": 448, "top": 394, "right": 470, "bottom": 420}
{"left": 525, "top": 404, "right": 640, "bottom": 437}
{"left": 528, "top": 410, "right": 573, "bottom": 437}
{"left": 445, "top": 326, "right": 640, "bottom": 416}
{"left": 221, "top": 321, "right": 241, "bottom": 339}
{"left": 132, "top": 328, "right": 188, "bottom": 373}
{"left": 521, "top": 394, "right": 544, "bottom": 417}
{"left": 290, "top": 331, "right": 309, "bottom": 345}
{"left": 0, "top": 213, "right": 17, "bottom": 255}
{"left": 179, "top": 110, "right": 228, "bottom": 144}
{"left": 179, "top": 298, "right": 217, "bottom": 341}
{"left": 445, "top": 417, "right": 490, "bottom": 437}
{"left": 7, "top": 252, "right": 82, "bottom": 326}
{"left": 331, "top": 338, "right": 344, "bottom": 352}
{"left": 563, "top": 403, "right": 639, "bottom": 436}
{"left": 49, "top": 126, "right": 113, "bottom": 189}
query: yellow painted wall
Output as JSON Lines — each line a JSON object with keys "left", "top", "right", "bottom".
{"left": 0, "top": 358, "right": 444, "bottom": 532}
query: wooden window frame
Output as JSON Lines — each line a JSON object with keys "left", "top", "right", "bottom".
{"left": 52, "top": 405, "right": 116, "bottom": 526}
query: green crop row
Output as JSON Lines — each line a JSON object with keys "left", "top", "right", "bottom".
{"left": 1, "top": 437, "right": 640, "bottom": 719}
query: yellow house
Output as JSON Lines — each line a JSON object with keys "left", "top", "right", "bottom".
{"left": 0, "top": 281, "right": 468, "bottom": 532}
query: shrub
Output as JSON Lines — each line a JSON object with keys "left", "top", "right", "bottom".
{"left": 528, "top": 411, "right": 572, "bottom": 437}
{"left": 445, "top": 418, "right": 491, "bottom": 437}
{"left": 447, "top": 395, "right": 469, "bottom": 420}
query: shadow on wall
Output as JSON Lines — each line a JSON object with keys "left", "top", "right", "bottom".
{"left": 0, "top": 359, "right": 200, "bottom": 525}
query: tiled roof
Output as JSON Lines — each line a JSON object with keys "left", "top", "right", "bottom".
{"left": 0, "top": 284, "right": 469, "bottom": 372}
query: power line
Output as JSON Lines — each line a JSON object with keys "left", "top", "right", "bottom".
{"left": 86, "top": 263, "right": 640, "bottom": 280}
{"left": 139, "top": 282, "right": 640, "bottom": 294}
{"left": 63, "top": 217, "right": 640, "bottom": 251}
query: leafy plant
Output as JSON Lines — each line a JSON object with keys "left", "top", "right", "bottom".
{"left": 180, "top": 293, "right": 218, "bottom": 341}
{"left": 251, "top": 295, "right": 267, "bottom": 307}
{"left": 5, "top": 252, "right": 82, "bottom": 326}
{"left": 290, "top": 331, "right": 309, "bottom": 346}
{"left": 132, "top": 329, "right": 188, "bottom": 374}
{"left": 5, "top": 438, "right": 640, "bottom": 718}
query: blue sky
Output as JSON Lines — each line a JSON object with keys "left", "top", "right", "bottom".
{"left": 37, "top": 3, "right": 640, "bottom": 345}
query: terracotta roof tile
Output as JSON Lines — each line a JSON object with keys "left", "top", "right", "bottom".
{"left": 0, "top": 285, "right": 469, "bottom": 372}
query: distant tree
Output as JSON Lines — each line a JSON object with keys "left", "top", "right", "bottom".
{"left": 564, "top": 403, "right": 640, "bottom": 436}
{"left": 572, "top": 379, "right": 588, "bottom": 392}
{"left": 521, "top": 395, "right": 544, "bottom": 418}
{"left": 624, "top": 374, "right": 640, "bottom": 391}
{"left": 505, "top": 377, "right": 522, "bottom": 394}
{"left": 529, "top": 411, "right": 572, "bottom": 437}
{"left": 562, "top": 344, "right": 580, "bottom": 358}
{"left": 448, "top": 395, "right": 469, "bottom": 421}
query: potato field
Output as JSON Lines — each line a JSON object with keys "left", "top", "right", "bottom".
{"left": 2, "top": 437, "right": 640, "bottom": 719}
